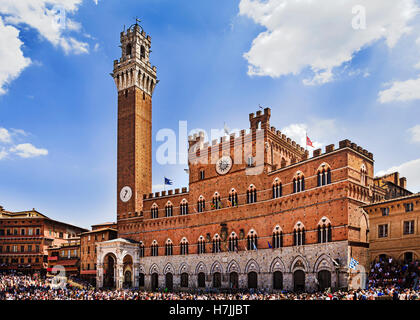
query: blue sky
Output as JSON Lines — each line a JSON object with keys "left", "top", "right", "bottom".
{"left": 0, "top": 0, "right": 420, "bottom": 229}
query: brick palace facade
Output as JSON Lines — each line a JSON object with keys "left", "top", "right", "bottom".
{"left": 95, "top": 22, "right": 397, "bottom": 293}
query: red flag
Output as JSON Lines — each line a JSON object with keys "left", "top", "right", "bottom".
{"left": 306, "top": 135, "right": 314, "bottom": 148}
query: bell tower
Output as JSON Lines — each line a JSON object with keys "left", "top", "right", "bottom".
{"left": 112, "top": 22, "right": 157, "bottom": 220}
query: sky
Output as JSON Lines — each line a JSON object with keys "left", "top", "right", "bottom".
{"left": 0, "top": 0, "right": 420, "bottom": 229}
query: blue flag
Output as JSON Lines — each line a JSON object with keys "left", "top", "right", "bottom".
{"left": 267, "top": 241, "right": 272, "bottom": 249}
{"left": 164, "top": 177, "right": 173, "bottom": 185}
{"left": 349, "top": 257, "right": 359, "bottom": 270}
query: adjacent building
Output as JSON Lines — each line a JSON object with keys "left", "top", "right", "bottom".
{"left": 0, "top": 206, "right": 87, "bottom": 274}
{"left": 47, "top": 237, "right": 81, "bottom": 277}
{"left": 80, "top": 223, "right": 117, "bottom": 285}
{"left": 364, "top": 193, "right": 420, "bottom": 264}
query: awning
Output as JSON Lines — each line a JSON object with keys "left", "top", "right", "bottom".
{"left": 55, "top": 259, "right": 78, "bottom": 266}
{"left": 80, "top": 270, "right": 100, "bottom": 275}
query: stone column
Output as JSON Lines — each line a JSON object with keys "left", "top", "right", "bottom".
{"left": 96, "top": 263, "right": 103, "bottom": 288}
{"left": 133, "top": 263, "right": 140, "bottom": 288}
{"left": 116, "top": 263, "right": 124, "bottom": 290}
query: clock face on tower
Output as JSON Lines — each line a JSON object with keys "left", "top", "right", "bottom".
{"left": 216, "top": 156, "right": 233, "bottom": 175}
{"left": 120, "top": 186, "right": 132, "bottom": 202}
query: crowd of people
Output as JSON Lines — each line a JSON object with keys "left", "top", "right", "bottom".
{"left": 368, "top": 257, "right": 419, "bottom": 290}
{"left": 1, "top": 259, "right": 419, "bottom": 300}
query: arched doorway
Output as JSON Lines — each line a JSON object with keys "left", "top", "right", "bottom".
{"left": 293, "top": 270, "right": 305, "bottom": 292}
{"left": 151, "top": 273, "right": 159, "bottom": 291}
{"left": 317, "top": 270, "right": 331, "bottom": 291}
{"left": 180, "top": 273, "right": 189, "bottom": 288}
{"left": 138, "top": 273, "right": 145, "bottom": 287}
{"left": 248, "top": 272, "right": 258, "bottom": 289}
{"left": 123, "top": 255, "right": 133, "bottom": 288}
{"left": 124, "top": 270, "right": 132, "bottom": 288}
{"left": 229, "top": 272, "right": 239, "bottom": 289}
{"left": 273, "top": 271, "right": 283, "bottom": 290}
{"left": 197, "top": 272, "right": 206, "bottom": 288}
{"left": 165, "top": 273, "right": 173, "bottom": 291}
{"left": 103, "top": 254, "right": 116, "bottom": 288}
{"left": 213, "top": 272, "right": 221, "bottom": 288}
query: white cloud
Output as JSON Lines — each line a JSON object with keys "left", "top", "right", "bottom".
{"left": 376, "top": 158, "right": 420, "bottom": 193}
{"left": 378, "top": 76, "right": 420, "bottom": 103}
{"left": 408, "top": 125, "right": 420, "bottom": 143}
{"left": 0, "top": 17, "right": 31, "bottom": 95}
{"left": 10, "top": 143, "right": 48, "bottom": 158}
{"left": 0, "top": 148, "right": 8, "bottom": 160}
{"left": 0, "top": 128, "right": 12, "bottom": 143}
{"left": 239, "top": 0, "right": 419, "bottom": 85}
{"left": 0, "top": 0, "right": 89, "bottom": 55}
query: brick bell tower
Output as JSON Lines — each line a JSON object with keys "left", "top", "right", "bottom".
{"left": 112, "top": 22, "right": 157, "bottom": 220}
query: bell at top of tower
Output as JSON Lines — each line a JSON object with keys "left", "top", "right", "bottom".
{"left": 111, "top": 21, "right": 158, "bottom": 95}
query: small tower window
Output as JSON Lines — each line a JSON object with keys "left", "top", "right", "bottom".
{"left": 140, "top": 45, "right": 146, "bottom": 59}
{"left": 126, "top": 44, "right": 132, "bottom": 57}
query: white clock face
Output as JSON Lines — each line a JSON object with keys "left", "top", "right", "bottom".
{"left": 216, "top": 156, "right": 233, "bottom": 175}
{"left": 120, "top": 186, "right": 132, "bottom": 202}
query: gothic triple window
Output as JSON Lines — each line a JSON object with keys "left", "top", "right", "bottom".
{"left": 247, "top": 230, "right": 258, "bottom": 250}
{"left": 151, "top": 241, "right": 159, "bottom": 256}
{"left": 228, "top": 232, "right": 239, "bottom": 252}
{"left": 294, "top": 222, "right": 305, "bottom": 246}
{"left": 197, "top": 236, "right": 206, "bottom": 254}
{"left": 317, "top": 166, "right": 332, "bottom": 187}
{"left": 180, "top": 238, "right": 189, "bottom": 255}
{"left": 212, "top": 234, "right": 221, "bottom": 253}
{"left": 247, "top": 185, "right": 257, "bottom": 204}
{"left": 272, "top": 226, "right": 283, "bottom": 248}
{"left": 197, "top": 197, "right": 205, "bottom": 213}
{"left": 293, "top": 175, "right": 305, "bottom": 193}
{"left": 180, "top": 200, "right": 189, "bottom": 215}
{"left": 165, "top": 202, "right": 173, "bottom": 217}
{"left": 151, "top": 205, "right": 159, "bottom": 219}
{"left": 317, "top": 218, "right": 332, "bottom": 243}
{"left": 165, "top": 240, "right": 173, "bottom": 256}
{"left": 272, "top": 179, "right": 282, "bottom": 199}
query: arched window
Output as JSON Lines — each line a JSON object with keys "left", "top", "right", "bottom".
{"left": 317, "top": 217, "right": 332, "bottom": 243}
{"left": 247, "top": 185, "right": 257, "bottom": 204}
{"left": 151, "top": 240, "right": 159, "bottom": 256}
{"left": 272, "top": 226, "right": 283, "bottom": 248}
{"left": 139, "top": 242, "right": 145, "bottom": 258}
{"left": 272, "top": 179, "right": 282, "bottom": 199}
{"left": 317, "top": 164, "right": 332, "bottom": 187}
{"left": 228, "top": 189, "right": 238, "bottom": 207}
{"left": 199, "top": 169, "right": 205, "bottom": 180}
{"left": 180, "top": 199, "right": 189, "bottom": 215}
{"left": 212, "top": 192, "right": 221, "bottom": 210}
{"left": 140, "top": 45, "right": 145, "bottom": 59}
{"left": 197, "top": 236, "right": 206, "bottom": 254}
{"left": 126, "top": 44, "right": 132, "bottom": 57}
{"left": 165, "top": 202, "right": 173, "bottom": 217}
{"left": 228, "top": 232, "right": 239, "bottom": 252}
{"left": 212, "top": 234, "right": 221, "bottom": 253}
{"left": 151, "top": 204, "right": 158, "bottom": 219}
{"left": 180, "top": 238, "right": 189, "bottom": 255}
{"left": 197, "top": 196, "right": 205, "bottom": 213}
{"left": 165, "top": 239, "right": 173, "bottom": 256}
{"left": 247, "top": 229, "right": 258, "bottom": 250}
{"left": 293, "top": 222, "right": 305, "bottom": 246}
{"left": 361, "top": 164, "right": 367, "bottom": 186}
{"left": 293, "top": 173, "right": 305, "bottom": 193}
